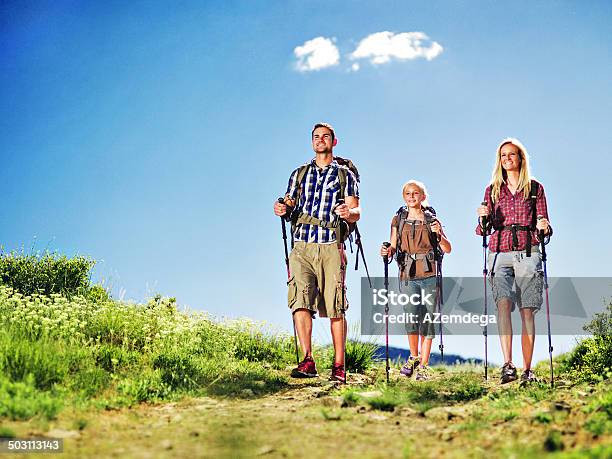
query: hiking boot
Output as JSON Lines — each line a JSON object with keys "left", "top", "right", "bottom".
{"left": 500, "top": 362, "right": 518, "bottom": 384}
{"left": 329, "top": 363, "right": 346, "bottom": 383}
{"left": 290, "top": 357, "right": 318, "bottom": 378}
{"left": 415, "top": 364, "right": 431, "bottom": 381}
{"left": 520, "top": 369, "right": 538, "bottom": 384}
{"left": 400, "top": 355, "right": 420, "bottom": 378}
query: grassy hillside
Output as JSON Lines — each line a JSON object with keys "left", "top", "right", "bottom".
{"left": 0, "top": 253, "right": 610, "bottom": 458}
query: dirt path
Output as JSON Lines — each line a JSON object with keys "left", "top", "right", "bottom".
{"left": 5, "top": 374, "right": 610, "bottom": 459}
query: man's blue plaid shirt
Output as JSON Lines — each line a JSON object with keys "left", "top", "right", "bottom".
{"left": 286, "top": 158, "right": 359, "bottom": 244}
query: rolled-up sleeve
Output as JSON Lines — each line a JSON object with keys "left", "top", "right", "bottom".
{"left": 536, "top": 183, "right": 553, "bottom": 239}
{"left": 345, "top": 170, "right": 359, "bottom": 198}
{"left": 285, "top": 168, "right": 299, "bottom": 200}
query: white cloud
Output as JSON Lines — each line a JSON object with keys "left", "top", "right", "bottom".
{"left": 294, "top": 37, "right": 340, "bottom": 72}
{"left": 350, "top": 31, "right": 443, "bottom": 66}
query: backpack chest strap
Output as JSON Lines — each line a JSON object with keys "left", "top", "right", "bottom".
{"left": 295, "top": 213, "right": 339, "bottom": 229}
{"left": 398, "top": 250, "right": 435, "bottom": 274}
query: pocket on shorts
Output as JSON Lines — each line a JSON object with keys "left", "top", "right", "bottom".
{"left": 287, "top": 276, "right": 297, "bottom": 309}
{"left": 334, "top": 277, "right": 348, "bottom": 315}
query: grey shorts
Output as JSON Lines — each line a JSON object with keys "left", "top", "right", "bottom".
{"left": 400, "top": 276, "right": 437, "bottom": 339}
{"left": 487, "top": 247, "right": 544, "bottom": 312}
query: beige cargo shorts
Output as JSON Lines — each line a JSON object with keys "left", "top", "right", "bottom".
{"left": 287, "top": 241, "right": 348, "bottom": 319}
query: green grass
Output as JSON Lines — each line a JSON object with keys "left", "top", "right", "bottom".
{"left": 1, "top": 249, "right": 610, "bottom": 449}
{"left": 0, "top": 374, "right": 63, "bottom": 421}
{"left": 0, "top": 275, "right": 298, "bottom": 420}
{"left": 340, "top": 371, "right": 487, "bottom": 412}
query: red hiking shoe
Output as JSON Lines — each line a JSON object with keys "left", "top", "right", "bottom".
{"left": 291, "top": 356, "right": 318, "bottom": 378}
{"left": 329, "top": 363, "right": 346, "bottom": 383}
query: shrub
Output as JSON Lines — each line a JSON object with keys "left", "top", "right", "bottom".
{"left": 118, "top": 370, "right": 170, "bottom": 402}
{"left": 0, "top": 328, "right": 69, "bottom": 389}
{"left": 228, "top": 320, "right": 295, "bottom": 368}
{"left": 583, "top": 389, "right": 612, "bottom": 437}
{"left": 94, "top": 344, "right": 140, "bottom": 372}
{"left": 69, "top": 366, "right": 110, "bottom": 397}
{"left": 0, "top": 251, "right": 94, "bottom": 296}
{"left": 0, "top": 374, "right": 63, "bottom": 421}
{"left": 86, "top": 284, "right": 111, "bottom": 303}
{"left": 560, "top": 301, "right": 612, "bottom": 383}
{"left": 0, "top": 287, "right": 94, "bottom": 342}
{"left": 153, "top": 348, "right": 199, "bottom": 390}
{"left": 0, "top": 326, "right": 95, "bottom": 391}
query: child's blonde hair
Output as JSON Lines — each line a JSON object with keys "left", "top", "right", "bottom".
{"left": 402, "top": 180, "right": 430, "bottom": 208}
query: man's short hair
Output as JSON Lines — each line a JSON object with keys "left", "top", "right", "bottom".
{"left": 312, "top": 122, "right": 335, "bottom": 141}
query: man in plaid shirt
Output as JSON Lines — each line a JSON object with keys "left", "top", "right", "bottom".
{"left": 273, "top": 123, "right": 360, "bottom": 383}
{"left": 476, "top": 138, "right": 552, "bottom": 384}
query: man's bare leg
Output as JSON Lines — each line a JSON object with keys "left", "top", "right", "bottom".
{"left": 293, "top": 309, "right": 313, "bottom": 358}
{"left": 330, "top": 317, "right": 346, "bottom": 365}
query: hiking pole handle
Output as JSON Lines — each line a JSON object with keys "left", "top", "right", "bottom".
{"left": 480, "top": 201, "right": 489, "bottom": 246}
{"left": 382, "top": 242, "right": 391, "bottom": 264}
{"left": 537, "top": 215, "right": 547, "bottom": 262}
{"left": 278, "top": 197, "right": 290, "bottom": 279}
{"left": 333, "top": 199, "right": 345, "bottom": 229}
{"left": 382, "top": 242, "right": 392, "bottom": 287}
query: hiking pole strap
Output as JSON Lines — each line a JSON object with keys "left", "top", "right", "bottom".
{"left": 356, "top": 235, "right": 372, "bottom": 287}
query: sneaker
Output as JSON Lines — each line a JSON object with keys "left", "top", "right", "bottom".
{"left": 520, "top": 369, "right": 538, "bottom": 383}
{"left": 415, "top": 364, "right": 431, "bottom": 381}
{"left": 329, "top": 363, "right": 346, "bottom": 383}
{"left": 500, "top": 361, "right": 518, "bottom": 384}
{"left": 290, "top": 357, "right": 318, "bottom": 378}
{"left": 400, "top": 355, "right": 420, "bottom": 378}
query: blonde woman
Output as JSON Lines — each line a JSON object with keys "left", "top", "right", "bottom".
{"left": 476, "top": 138, "right": 552, "bottom": 384}
{"left": 380, "top": 180, "right": 451, "bottom": 381}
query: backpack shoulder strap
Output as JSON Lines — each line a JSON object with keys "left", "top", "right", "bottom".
{"left": 294, "top": 164, "right": 310, "bottom": 207}
{"left": 337, "top": 165, "right": 347, "bottom": 201}
{"left": 530, "top": 179, "right": 539, "bottom": 230}
{"left": 423, "top": 207, "right": 441, "bottom": 260}
{"left": 396, "top": 206, "right": 407, "bottom": 252}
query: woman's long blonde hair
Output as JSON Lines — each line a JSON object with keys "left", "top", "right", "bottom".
{"left": 402, "top": 180, "right": 430, "bottom": 208}
{"left": 490, "top": 138, "right": 532, "bottom": 203}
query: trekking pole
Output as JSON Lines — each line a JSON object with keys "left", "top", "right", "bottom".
{"left": 382, "top": 242, "right": 391, "bottom": 384}
{"left": 278, "top": 197, "right": 300, "bottom": 366}
{"left": 335, "top": 199, "right": 348, "bottom": 384}
{"left": 538, "top": 216, "right": 554, "bottom": 388}
{"left": 481, "top": 201, "right": 489, "bottom": 380}
{"left": 437, "top": 262, "right": 444, "bottom": 363}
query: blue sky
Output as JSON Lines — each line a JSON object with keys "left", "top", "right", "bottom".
{"left": 1, "top": 1, "right": 611, "bottom": 365}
